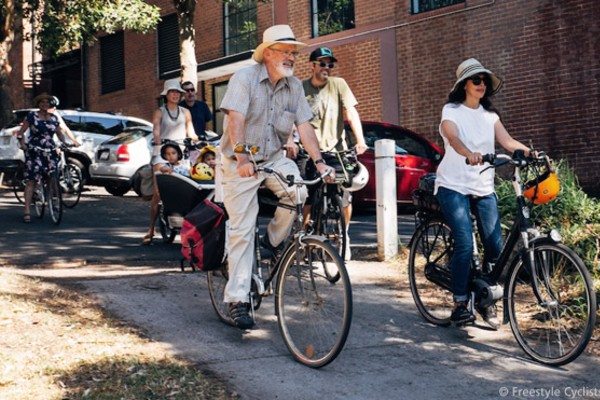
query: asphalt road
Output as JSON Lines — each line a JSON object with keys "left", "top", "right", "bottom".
{"left": 1, "top": 186, "right": 599, "bottom": 400}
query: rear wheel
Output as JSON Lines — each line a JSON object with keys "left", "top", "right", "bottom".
{"left": 48, "top": 176, "right": 63, "bottom": 225}
{"left": 507, "top": 241, "right": 596, "bottom": 366}
{"left": 207, "top": 258, "right": 235, "bottom": 327}
{"left": 276, "top": 238, "right": 352, "bottom": 368}
{"left": 60, "top": 163, "right": 83, "bottom": 208}
{"left": 12, "top": 165, "right": 25, "bottom": 204}
{"left": 408, "top": 219, "right": 454, "bottom": 326}
{"left": 158, "top": 204, "right": 177, "bottom": 243}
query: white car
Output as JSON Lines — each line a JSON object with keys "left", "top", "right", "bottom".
{"left": 89, "top": 126, "right": 153, "bottom": 196}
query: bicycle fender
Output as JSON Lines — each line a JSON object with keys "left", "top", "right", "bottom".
{"left": 502, "top": 236, "right": 556, "bottom": 324}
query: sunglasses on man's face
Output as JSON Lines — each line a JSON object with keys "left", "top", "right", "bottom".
{"left": 468, "top": 75, "right": 490, "bottom": 86}
{"left": 313, "top": 61, "right": 335, "bottom": 69}
{"left": 183, "top": 88, "right": 195, "bottom": 93}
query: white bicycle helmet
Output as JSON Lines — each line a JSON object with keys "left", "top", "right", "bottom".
{"left": 344, "top": 161, "right": 369, "bottom": 192}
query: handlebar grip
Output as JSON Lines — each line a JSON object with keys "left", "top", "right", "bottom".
{"left": 465, "top": 154, "right": 495, "bottom": 165}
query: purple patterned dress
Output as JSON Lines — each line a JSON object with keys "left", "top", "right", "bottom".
{"left": 24, "top": 111, "right": 60, "bottom": 182}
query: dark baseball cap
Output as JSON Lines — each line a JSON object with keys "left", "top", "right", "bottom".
{"left": 309, "top": 47, "right": 338, "bottom": 62}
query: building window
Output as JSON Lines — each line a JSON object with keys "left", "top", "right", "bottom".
{"left": 157, "top": 13, "right": 181, "bottom": 79}
{"left": 100, "top": 32, "right": 125, "bottom": 94}
{"left": 311, "top": 0, "right": 355, "bottom": 38}
{"left": 224, "top": 0, "right": 258, "bottom": 56}
{"left": 411, "top": 0, "right": 465, "bottom": 14}
{"left": 212, "top": 81, "right": 229, "bottom": 134}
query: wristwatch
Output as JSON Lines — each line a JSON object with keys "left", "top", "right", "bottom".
{"left": 315, "top": 158, "right": 325, "bottom": 165}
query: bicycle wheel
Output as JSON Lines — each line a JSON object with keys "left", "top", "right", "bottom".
{"left": 276, "top": 237, "right": 352, "bottom": 368}
{"left": 47, "top": 176, "right": 63, "bottom": 225}
{"left": 506, "top": 240, "right": 596, "bottom": 366}
{"left": 207, "top": 258, "right": 235, "bottom": 327}
{"left": 313, "top": 189, "right": 345, "bottom": 281}
{"left": 408, "top": 218, "right": 454, "bottom": 326}
{"left": 60, "top": 163, "right": 83, "bottom": 208}
{"left": 158, "top": 204, "right": 177, "bottom": 243}
{"left": 33, "top": 181, "right": 45, "bottom": 219}
{"left": 12, "top": 166, "right": 25, "bottom": 204}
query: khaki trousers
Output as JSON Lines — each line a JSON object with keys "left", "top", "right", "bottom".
{"left": 221, "top": 154, "right": 307, "bottom": 303}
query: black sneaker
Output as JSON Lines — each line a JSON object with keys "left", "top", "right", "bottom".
{"left": 260, "top": 235, "right": 284, "bottom": 260}
{"left": 228, "top": 302, "right": 254, "bottom": 329}
{"left": 476, "top": 304, "right": 500, "bottom": 330}
{"left": 451, "top": 302, "right": 476, "bottom": 326}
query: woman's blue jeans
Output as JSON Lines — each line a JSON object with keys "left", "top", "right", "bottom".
{"left": 436, "top": 187, "right": 503, "bottom": 302}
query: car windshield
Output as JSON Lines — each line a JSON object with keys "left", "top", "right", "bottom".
{"left": 106, "top": 129, "right": 150, "bottom": 145}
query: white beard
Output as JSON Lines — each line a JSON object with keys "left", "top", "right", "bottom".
{"left": 276, "top": 63, "right": 294, "bottom": 78}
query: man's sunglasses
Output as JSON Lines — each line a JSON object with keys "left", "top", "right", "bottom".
{"left": 468, "top": 75, "right": 490, "bottom": 86}
{"left": 183, "top": 88, "right": 195, "bottom": 93}
{"left": 313, "top": 61, "right": 335, "bottom": 69}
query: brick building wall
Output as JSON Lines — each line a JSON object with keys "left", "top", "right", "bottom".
{"left": 395, "top": 0, "right": 600, "bottom": 194}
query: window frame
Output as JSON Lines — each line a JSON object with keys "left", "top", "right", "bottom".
{"left": 411, "top": 0, "right": 465, "bottom": 15}
{"left": 100, "top": 31, "right": 125, "bottom": 94}
{"left": 311, "top": 0, "right": 355, "bottom": 38}
{"left": 157, "top": 13, "right": 181, "bottom": 80}
{"left": 223, "top": 0, "right": 258, "bottom": 56}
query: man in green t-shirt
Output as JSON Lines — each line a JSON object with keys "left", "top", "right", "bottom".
{"left": 302, "top": 47, "right": 368, "bottom": 260}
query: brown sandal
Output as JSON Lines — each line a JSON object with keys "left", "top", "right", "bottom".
{"left": 23, "top": 214, "right": 31, "bottom": 223}
{"left": 142, "top": 234, "right": 153, "bottom": 245}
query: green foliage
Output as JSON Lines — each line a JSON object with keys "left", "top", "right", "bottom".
{"left": 26, "top": 0, "right": 160, "bottom": 57}
{"left": 496, "top": 160, "right": 600, "bottom": 277}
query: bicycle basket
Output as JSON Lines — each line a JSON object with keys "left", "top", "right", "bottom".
{"left": 522, "top": 159, "right": 560, "bottom": 205}
{"left": 413, "top": 173, "right": 440, "bottom": 212}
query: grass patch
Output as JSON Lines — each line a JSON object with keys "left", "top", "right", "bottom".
{"left": 0, "top": 269, "right": 237, "bottom": 400}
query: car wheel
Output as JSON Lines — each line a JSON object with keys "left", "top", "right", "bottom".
{"left": 131, "top": 171, "right": 143, "bottom": 197}
{"left": 104, "top": 182, "right": 131, "bottom": 196}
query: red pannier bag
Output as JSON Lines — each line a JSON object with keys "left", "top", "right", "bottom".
{"left": 180, "top": 199, "right": 227, "bottom": 271}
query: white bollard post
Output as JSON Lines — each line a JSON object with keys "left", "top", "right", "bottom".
{"left": 375, "top": 139, "right": 398, "bottom": 260}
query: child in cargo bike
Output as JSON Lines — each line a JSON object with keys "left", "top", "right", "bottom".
{"left": 158, "top": 141, "right": 191, "bottom": 177}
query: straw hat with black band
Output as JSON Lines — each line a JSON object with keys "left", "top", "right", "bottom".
{"left": 253, "top": 25, "right": 307, "bottom": 63}
{"left": 450, "top": 58, "right": 503, "bottom": 96}
{"left": 32, "top": 92, "right": 53, "bottom": 106}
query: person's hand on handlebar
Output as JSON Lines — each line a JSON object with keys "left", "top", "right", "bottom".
{"left": 466, "top": 151, "right": 483, "bottom": 165}
{"left": 315, "top": 161, "right": 334, "bottom": 183}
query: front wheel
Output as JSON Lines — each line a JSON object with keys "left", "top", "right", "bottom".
{"left": 506, "top": 240, "right": 596, "bottom": 366}
{"left": 12, "top": 166, "right": 25, "bottom": 204}
{"left": 408, "top": 218, "right": 454, "bottom": 326}
{"left": 60, "top": 163, "right": 83, "bottom": 208}
{"left": 33, "top": 181, "right": 45, "bottom": 219}
{"left": 276, "top": 238, "right": 352, "bottom": 368}
{"left": 47, "top": 176, "right": 63, "bottom": 225}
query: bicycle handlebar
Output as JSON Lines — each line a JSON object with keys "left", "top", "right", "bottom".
{"left": 465, "top": 150, "right": 548, "bottom": 168}
{"left": 258, "top": 166, "right": 333, "bottom": 187}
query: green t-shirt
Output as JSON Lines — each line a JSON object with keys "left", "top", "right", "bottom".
{"left": 302, "top": 76, "right": 358, "bottom": 152}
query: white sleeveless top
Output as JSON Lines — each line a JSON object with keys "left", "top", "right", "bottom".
{"left": 159, "top": 105, "right": 186, "bottom": 141}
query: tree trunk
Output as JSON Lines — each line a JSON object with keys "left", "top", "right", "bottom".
{"left": 175, "top": 0, "right": 197, "bottom": 87}
{"left": 0, "top": 0, "right": 16, "bottom": 128}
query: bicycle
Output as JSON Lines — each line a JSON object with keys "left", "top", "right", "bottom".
{"left": 207, "top": 146, "right": 353, "bottom": 368}
{"left": 306, "top": 149, "right": 358, "bottom": 265}
{"left": 13, "top": 143, "right": 83, "bottom": 209}
{"left": 408, "top": 151, "right": 596, "bottom": 366}
{"left": 28, "top": 146, "right": 63, "bottom": 225}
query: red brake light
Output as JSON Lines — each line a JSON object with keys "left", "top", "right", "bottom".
{"left": 117, "top": 145, "right": 130, "bottom": 161}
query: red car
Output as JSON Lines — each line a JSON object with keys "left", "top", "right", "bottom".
{"left": 345, "top": 121, "right": 443, "bottom": 206}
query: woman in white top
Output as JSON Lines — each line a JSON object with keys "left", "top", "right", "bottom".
{"left": 435, "top": 58, "right": 533, "bottom": 327}
{"left": 144, "top": 79, "right": 197, "bottom": 244}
